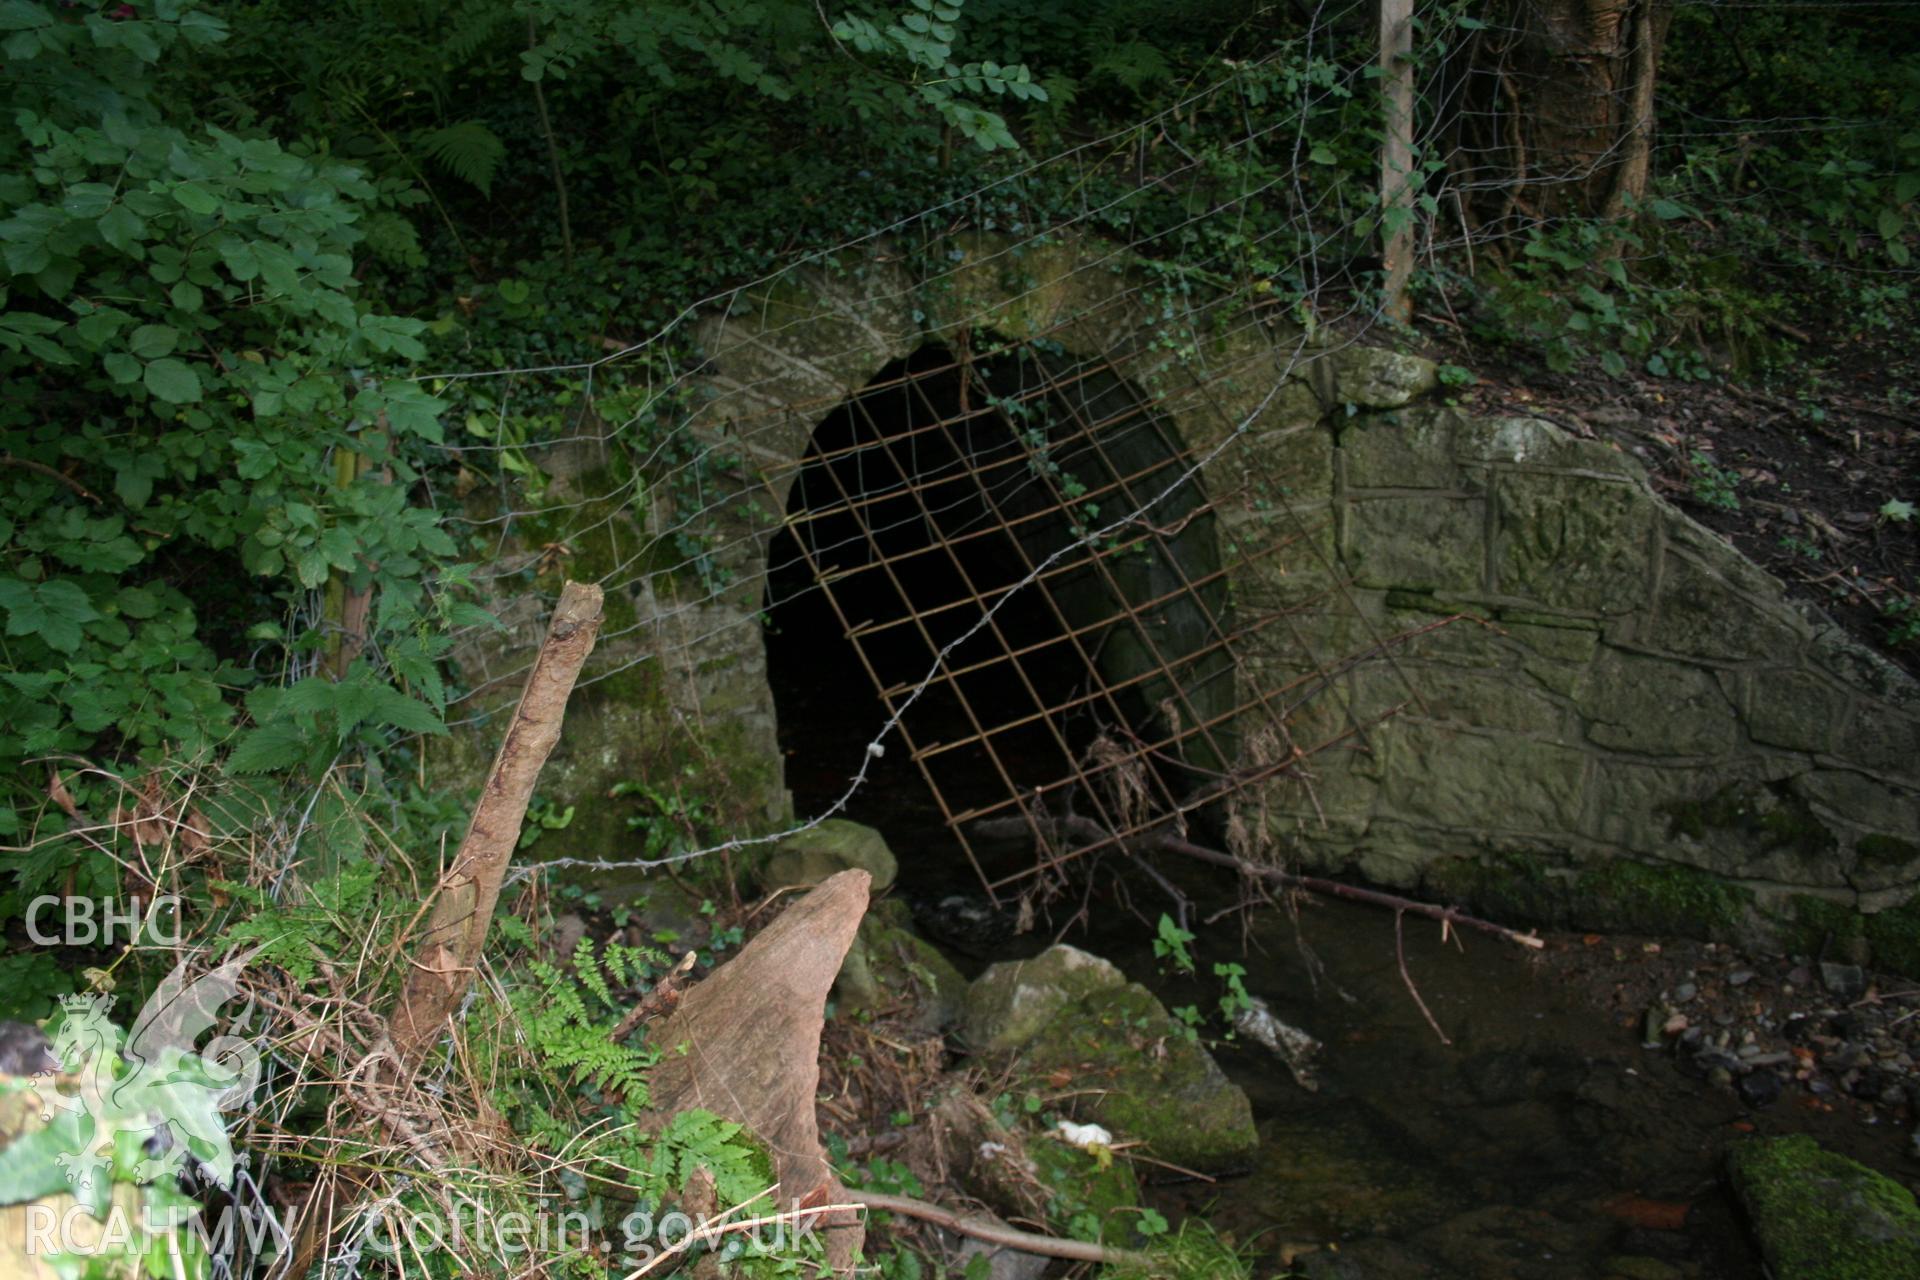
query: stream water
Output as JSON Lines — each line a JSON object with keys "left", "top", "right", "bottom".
{"left": 760, "top": 594, "right": 1920, "bottom": 1278}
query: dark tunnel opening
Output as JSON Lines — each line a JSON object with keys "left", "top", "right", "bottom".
{"left": 763, "top": 341, "right": 1232, "bottom": 900}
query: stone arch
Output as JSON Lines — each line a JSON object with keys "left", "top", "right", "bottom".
{"left": 667, "top": 238, "right": 1289, "bottom": 837}
{"left": 756, "top": 334, "right": 1240, "bottom": 874}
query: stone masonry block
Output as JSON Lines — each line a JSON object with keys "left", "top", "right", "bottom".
{"left": 1376, "top": 720, "right": 1586, "bottom": 833}
{"left": 1347, "top": 493, "right": 1485, "bottom": 593}
{"left": 1649, "top": 549, "right": 1811, "bottom": 663}
{"left": 1495, "top": 471, "right": 1651, "bottom": 614}
{"left": 1581, "top": 649, "right": 1740, "bottom": 757}
{"left": 1746, "top": 669, "right": 1847, "bottom": 755}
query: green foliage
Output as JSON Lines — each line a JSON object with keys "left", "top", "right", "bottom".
{"left": 1152, "top": 913, "right": 1195, "bottom": 974}
{"left": 0, "top": 949, "right": 74, "bottom": 1021}
{"left": 415, "top": 121, "right": 508, "bottom": 196}
{"left": 514, "top": 937, "right": 659, "bottom": 1100}
{"left": 1100, "top": 1217, "right": 1253, "bottom": 1280}
{"left": 645, "top": 1109, "right": 772, "bottom": 1206}
{"left": 830, "top": 0, "right": 1047, "bottom": 152}
{"left": 1687, "top": 451, "right": 1742, "bottom": 512}
{"left": 614, "top": 775, "right": 719, "bottom": 860}
{"left": 220, "top": 861, "right": 383, "bottom": 982}
{"left": 1883, "top": 597, "right": 1920, "bottom": 649}
{"left": 1212, "top": 961, "right": 1252, "bottom": 1022}
{"left": 0, "top": 1070, "right": 214, "bottom": 1279}
{"left": 0, "top": 0, "right": 467, "bottom": 892}
{"left": 1664, "top": 7, "right": 1920, "bottom": 271}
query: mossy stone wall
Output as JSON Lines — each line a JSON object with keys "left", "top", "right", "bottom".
{"left": 442, "top": 235, "right": 1920, "bottom": 967}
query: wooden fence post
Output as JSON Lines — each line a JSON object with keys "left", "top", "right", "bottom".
{"left": 1380, "top": 0, "right": 1416, "bottom": 324}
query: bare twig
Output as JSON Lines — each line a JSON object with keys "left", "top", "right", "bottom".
{"left": 0, "top": 454, "right": 98, "bottom": 502}
{"left": 1396, "top": 910, "right": 1451, "bottom": 1046}
{"left": 847, "top": 1189, "right": 1154, "bottom": 1269}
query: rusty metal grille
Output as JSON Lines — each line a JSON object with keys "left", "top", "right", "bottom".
{"left": 761, "top": 335, "right": 1371, "bottom": 901}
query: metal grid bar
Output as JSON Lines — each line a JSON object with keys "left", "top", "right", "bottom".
{"left": 765, "top": 330, "right": 1371, "bottom": 906}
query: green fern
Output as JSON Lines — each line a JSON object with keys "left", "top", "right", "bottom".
{"left": 648, "top": 1109, "right": 773, "bottom": 1205}
{"left": 416, "top": 121, "right": 506, "bottom": 195}
{"left": 221, "top": 864, "right": 380, "bottom": 982}
{"left": 514, "top": 946, "right": 656, "bottom": 1101}
{"left": 1090, "top": 40, "right": 1171, "bottom": 93}
{"left": 444, "top": 0, "right": 514, "bottom": 63}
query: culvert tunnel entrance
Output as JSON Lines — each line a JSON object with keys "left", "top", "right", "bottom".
{"left": 763, "top": 340, "right": 1242, "bottom": 896}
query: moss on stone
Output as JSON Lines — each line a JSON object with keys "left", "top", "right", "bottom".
{"left": 836, "top": 914, "right": 965, "bottom": 1034}
{"left": 1858, "top": 834, "right": 1920, "bottom": 868}
{"left": 1863, "top": 897, "right": 1920, "bottom": 980}
{"left": 963, "top": 945, "right": 1126, "bottom": 1052}
{"left": 1019, "top": 983, "right": 1257, "bottom": 1172}
{"left": 1773, "top": 894, "right": 1864, "bottom": 959}
{"left": 1661, "top": 781, "right": 1836, "bottom": 864}
{"left": 1425, "top": 852, "right": 1569, "bottom": 927}
{"left": 511, "top": 479, "right": 655, "bottom": 634}
{"left": 1028, "top": 1136, "right": 1143, "bottom": 1245}
{"left": 759, "top": 819, "right": 897, "bottom": 893}
{"left": 1575, "top": 859, "right": 1753, "bottom": 939}
{"left": 1727, "top": 1134, "right": 1920, "bottom": 1280}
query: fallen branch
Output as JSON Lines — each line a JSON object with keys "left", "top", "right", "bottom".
{"left": 287, "top": 583, "right": 604, "bottom": 1279}
{"left": 974, "top": 813, "right": 1544, "bottom": 951}
{"left": 847, "top": 1189, "right": 1153, "bottom": 1269}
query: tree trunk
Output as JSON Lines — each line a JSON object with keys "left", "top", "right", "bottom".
{"left": 1456, "top": 0, "right": 1672, "bottom": 235}
{"left": 386, "top": 580, "right": 604, "bottom": 1072}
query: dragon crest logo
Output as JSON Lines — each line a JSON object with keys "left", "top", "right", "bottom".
{"left": 18, "top": 950, "right": 259, "bottom": 1206}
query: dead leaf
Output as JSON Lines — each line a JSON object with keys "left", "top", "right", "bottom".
{"left": 131, "top": 772, "right": 167, "bottom": 848}
{"left": 179, "top": 808, "right": 211, "bottom": 857}
{"left": 47, "top": 769, "right": 78, "bottom": 818}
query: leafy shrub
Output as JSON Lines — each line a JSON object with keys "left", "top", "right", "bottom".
{"left": 0, "top": 2, "right": 460, "bottom": 887}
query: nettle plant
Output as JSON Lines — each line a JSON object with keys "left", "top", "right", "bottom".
{"left": 0, "top": 3, "right": 458, "bottom": 867}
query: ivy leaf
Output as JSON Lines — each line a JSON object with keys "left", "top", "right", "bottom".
{"left": 143, "top": 357, "right": 202, "bottom": 403}
{"left": 1882, "top": 498, "right": 1914, "bottom": 523}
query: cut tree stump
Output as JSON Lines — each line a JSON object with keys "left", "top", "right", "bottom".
{"left": 641, "top": 868, "right": 871, "bottom": 1272}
